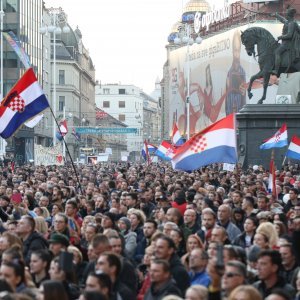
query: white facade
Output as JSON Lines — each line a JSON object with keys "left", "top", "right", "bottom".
{"left": 95, "top": 84, "right": 143, "bottom": 153}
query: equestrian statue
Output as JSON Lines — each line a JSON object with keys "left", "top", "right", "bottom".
{"left": 241, "top": 7, "right": 300, "bottom": 104}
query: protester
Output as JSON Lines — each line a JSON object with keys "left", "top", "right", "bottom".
{"left": 0, "top": 161, "right": 299, "bottom": 300}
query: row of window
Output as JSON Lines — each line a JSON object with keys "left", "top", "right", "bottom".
{"left": 103, "top": 88, "right": 126, "bottom": 95}
{"left": 103, "top": 101, "right": 125, "bottom": 108}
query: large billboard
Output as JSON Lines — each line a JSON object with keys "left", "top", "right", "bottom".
{"left": 168, "top": 23, "right": 282, "bottom": 136}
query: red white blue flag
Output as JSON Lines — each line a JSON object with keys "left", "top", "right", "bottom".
{"left": 286, "top": 135, "right": 300, "bottom": 160}
{"left": 260, "top": 124, "right": 288, "bottom": 150}
{"left": 172, "top": 122, "right": 184, "bottom": 146}
{"left": 155, "top": 141, "right": 176, "bottom": 161}
{"left": 0, "top": 68, "right": 49, "bottom": 139}
{"left": 171, "top": 114, "right": 237, "bottom": 171}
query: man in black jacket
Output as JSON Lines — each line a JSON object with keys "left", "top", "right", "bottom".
{"left": 155, "top": 236, "right": 190, "bottom": 295}
{"left": 16, "top": 215, "right": 48, "bottom": 265}
{"left": 144, "top": 259, "right": 182, "bottom": 300}
{"left": 96, "top": 251, "right": 135, "bottom": 300}
{"left": 253, "top": 249, "right": 295, "bottom": 299}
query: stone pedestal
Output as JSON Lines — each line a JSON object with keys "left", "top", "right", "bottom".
{"left": 236, "top": 104, "right": 300, "bottom": 169}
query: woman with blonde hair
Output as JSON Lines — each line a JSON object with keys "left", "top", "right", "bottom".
{"left": 185, "top": 285, "right": 208, "bottom": 300}
{"left": 256, "top": 221, "right": 278, "bottom": 249}
{"left": 181, "top": 234, "right": 203, "bottom": 270}
{"left": 228, "top": 285, "right": 262, "bottom": 300}
{"left": 0, "top": 231, "right": 23, "bottom": 255}
{"left": 34, "top": 217, "right": 49, "bottom": 239}
{"left": 67, "top": 245, "right": 86, "bottom": 283}
{"left": 128, "top": 208, "right": 146, "bottom": 244}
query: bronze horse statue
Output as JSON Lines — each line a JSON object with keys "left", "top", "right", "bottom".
{"left": 241, "top": 27, "right": 300, "bottom": 104}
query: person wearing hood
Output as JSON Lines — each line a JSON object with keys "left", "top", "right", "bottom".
{"left": 16, "top": 215, "right": 48, "bottom": 266}
{"left": 118, "top": 216, "right": 137, "bottom": 259}
{"left": 144, "top": 259, "right": 182, "bottom": 300}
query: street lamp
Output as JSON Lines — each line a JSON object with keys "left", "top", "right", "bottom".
{"left": 81, "top": 117, "right": 88, "bottom": 148}
{"left": 40, "top": 7, "right": 70, "bottom": 147}
{"left": 174, "top": 23, "right": 202, "bottom": 140}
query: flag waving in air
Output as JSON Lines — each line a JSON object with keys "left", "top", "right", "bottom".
{"left": 72, "top": 128, "right": 81, "bottom": 141}
{"left": 155, "top": 141, "right": 176, "bottom": 161}
{"left": 172, "top": 123, "right": 184, "bottom": 146}
{"left": 0, "top": 68, "right": 49, "bottom": 139}
{"left": 59, "top": 120, "right": 68, "bottom": 136}
{"left": 260, "top": 124, "right": 288, "bottom": 150}
{"left": 56, "top": 120, "right": 68, "bottom": 141}
{"left": 286, "top": 135, "right": 300, "bottom": 160}
{"left": 142, "top": 140, "right": 150, "bottom": 164}
{"left": 141, "top": 141, "right": 157, "bottom": 163}
{"left": 171, "top": 114, "right": 237, "bottom": 171}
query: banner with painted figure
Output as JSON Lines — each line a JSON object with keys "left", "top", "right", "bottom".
{"left": 168, "top": 23, "right": 282, "bottom": 136}
{"left": 34, "top": 144, "right": 64, "bottom": 166}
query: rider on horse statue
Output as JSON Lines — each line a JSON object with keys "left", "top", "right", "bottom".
{"left": 272, "top": 7, "right": 300, "bottom": 75}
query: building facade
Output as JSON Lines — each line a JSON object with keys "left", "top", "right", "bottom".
{"left": 38, "top": 7, "right": 96, "bottom": 160}
{"left": 95, "top": 84, "right": 143, "bottom": 159}
{"left": 1, "top": 0, "right": 44, "bottom": 164}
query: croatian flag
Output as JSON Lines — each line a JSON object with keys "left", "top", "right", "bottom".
{"left": 155, "top": 141, "right": 175, "bottom": 161}
{"left": 260, "top": 124, "right": 288, "bottom": 150}
{"left": 59, "top": 120, "right": 68, "bottom": 136}
{"left": 147, "top": 143, "right": 157, "bottom": 153}
{"left": 142, "top": 140, "right": 150, "bottom": 163}
{"left": 56, "top": 120, "right": 68, "bottom": 141}
{"left": 172, "top": 123, "right": 184, "bottom": 146}
{"left": 0, "top": 68, "right": 49, "bottom": 139}
{"left": 286, "top": 135, "right": 300, "bottom": 160}
{"left": 72, "top": 128, "right": 81, "bottom": 141}
{"left": 171, "top": 114, "right": 237, "bottom": 171}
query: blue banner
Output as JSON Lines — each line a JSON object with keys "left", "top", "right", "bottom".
{"left": 75, "top": 127, "right": 137, "bottom": 134}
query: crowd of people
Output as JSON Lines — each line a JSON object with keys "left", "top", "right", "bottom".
{"left": 0, "top": 161, "right": 298, "bottom": 300}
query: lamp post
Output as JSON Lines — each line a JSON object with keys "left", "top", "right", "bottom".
{"left": 81, "top": 117, "right": 88, "bottom": 148}
{"left": 40, "top": 8, "right": 70, "bottom": 147}
{"left": 174, "top": 23, "right": 202, "bottom": 140}
{"left": 0, "top": 0, "right": 5, "bottom": 159}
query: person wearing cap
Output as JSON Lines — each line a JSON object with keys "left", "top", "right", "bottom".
{"left": 49, "top": 233, "right": 70, "bottom": 257}
{"left": 155, "top": 193, "right": 171, "bottom": 210}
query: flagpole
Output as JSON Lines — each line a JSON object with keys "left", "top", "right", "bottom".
{"left": 48, "top": 104, "right": 83, "bottom": 194}
{"left": 270, "top": 149, "right": 277, "bottom": 202}
{"left": 0, "top": 0, "right": 5, "bottom": 159}
{"left": 63, "top": 106, "right": 66, "bottom": 158}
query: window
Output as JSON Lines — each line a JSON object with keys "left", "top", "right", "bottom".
{"left": 119, "top": 89, "right": 126, "bottom": 94}
{"left": 103, "top": 101, "right": 110, "bottom": 108}
{"left": 59, "top": 70, "right": 65, "bottom": 85}
{"left": 58, "top": 96, "right": 65, "bottom": 111}
{"left": 119, "top": 101, "right": 125, "bottom": 108}
{"left": 103, "top": 88, "right": 110, "bottom": 94}
{"left": 119, "top": 114, "right": 125, "bottom": 122}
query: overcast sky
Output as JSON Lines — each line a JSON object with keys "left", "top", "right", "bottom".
{"left": 44, "top": 0, "right": 222, "bottom": 94}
